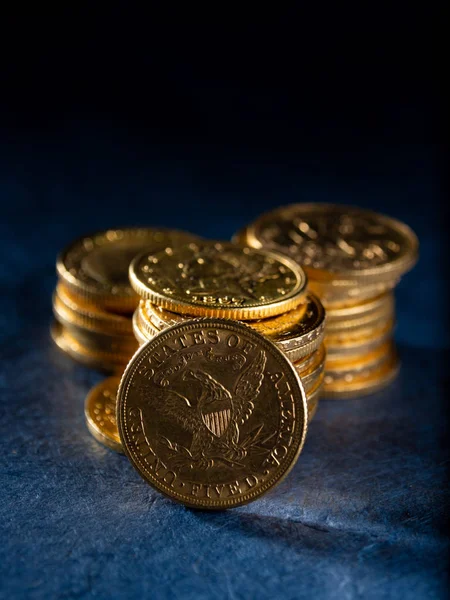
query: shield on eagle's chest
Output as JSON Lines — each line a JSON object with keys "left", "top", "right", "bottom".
{"left": 202, "top": 408, "right": 231, "bottom": 437}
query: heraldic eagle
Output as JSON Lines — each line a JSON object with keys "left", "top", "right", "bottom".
{"left": 139, "top": 350, "right": 267, "bottom": 470}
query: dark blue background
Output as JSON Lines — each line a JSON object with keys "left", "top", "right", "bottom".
{"left": 0, "top": 8, "right": 447, "bottom": 600}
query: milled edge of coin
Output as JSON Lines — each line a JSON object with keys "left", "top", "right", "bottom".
{"left": 144, "top": 301, "right": 187, "bottom": 331}
{"left": 50, "top": 321, "right": 131, "bottom": 372}
{"left": 295, "top": 343, "right": 327, "bottom": 378}
{"left": 325, "top": 317, "right": 395, "bottom": 348}
{"left": 322, "top": 354, "right": 400, "bottom": 398}
{"left": 326, "top": 339, "right": 392, "bottom": 372}
{"left": 55, "top": 283, "right": 135, "bottom": 335}
{"left": 53, "top": 296, "right": 138, "bottom": 353}
{"left": 129, "top": 242, "right": 308, "bottom": 320}
{"left": 116, "top": 318, "right": 308, "bottom": 509}
{"left": 57, "top": 227, "right": 201, "bottom": 310}
{"left": 85, "top": 377, "right": 123, "bottom": 453}
{"left": 272, "top": 293, "right": 326, "bottom": 353}
{"left": 325, "top": 328, "right": 394, "bottom": 357}
{"left": 325, "top": 301, "right": 395, "bottom": 333}
{"left": 243, "top": 203, "right": 419, "bottom": 282}
{"left": 325, "top": 291, "right": 394, "bottom": 320}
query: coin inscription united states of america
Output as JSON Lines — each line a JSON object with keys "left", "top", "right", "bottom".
{"left": 117, "top": 319, "right": 307, "bottom": 508}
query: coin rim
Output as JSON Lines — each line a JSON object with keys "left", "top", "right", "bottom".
{"left": 85, "top": 377, "right": 124, "bottom": 453}
{"left": 129, "top": 243, "right": 308, "bottom": 320}
{"left": 116, "top": 318, "right": 308, "bottom": 509}
{"left": 57, "top": 227, "right": 200, "bottom": 309}
{"left": 243, "top": 203, "right": 419, "bottom": 282}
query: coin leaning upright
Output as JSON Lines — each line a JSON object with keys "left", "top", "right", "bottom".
{"left": 129, "top": 241, "right": 308, "bottom": 319}
{"left": 117, "top": 319, "right": 308, "bottom": 509}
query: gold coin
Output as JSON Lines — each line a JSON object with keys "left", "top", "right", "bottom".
{"left": 85, "top": 377, "right": 123, "bottom": 453}
{"left": 323, "top": 350, "right": 399, "bottom": 398}
{"left": 295, "top": 343, "right": 326, "bottom": 377}
{"left": 324, "top": 341, "right": 393, "bottom": 384}
{"left": 308, "top": 278, "right": 398, "bottom": 306}
{"left": 53, "top": 300, "right": 138, "bottom": 356}
{"left": 304, "top": 372, "right": 325, "bottom": 422}
{"left": 57, "top": 228, "right": 200, "bottom": 313}
{"left": 136, "top": 294, "right": 324, "bottom": 362}
{"left": 271, "top": 293, "right": 326, "bottom": 357}
{"left": 296, "top": 345, "right": 326, "bottom": 391}
{"left": 240, "top": 203, "right": 418, "bottom": 284}
{"left": 326, "top": 339, "right": 392, "bottom": 372}
{"left": 326, "top": 291, "right": 394, "bottom": 320}
{"left": 292, "top": 345, "right": 324, "bottom": 376}
{"left": 129, "top": 241, "right": 308, "bottom": 320}
{"left": 325, "top": 316, "right": 394, "bottom": 348}
{"left": 143, "top": 299, "right": 311, "bottom": 339}
{"left": 51, "top": 321, "right": 130, "bottom": 372}
{"left": 55, "top": 283, "right": 134, "bottom": 335}
{"left": 325, "top": 299, "right": 395, "bottom": 333}
{"left": 117, "top": 319, "right": 308, "bottom": 509}
{"left": 143, "top": 301, "right": 186, "bottom": 331}
{"left": 132, "top": 309, "right": 152, "bottom": 346}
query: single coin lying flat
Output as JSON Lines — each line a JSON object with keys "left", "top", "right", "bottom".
{"left": 129, "top": 241, "right": 308, "bottom": 320}
{"left": 116, "top": 319, "right": 308, "bottom": 509}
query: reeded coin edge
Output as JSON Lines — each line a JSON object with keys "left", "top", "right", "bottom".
{"left": 322, "top": 356, "right": 400, "bottom": 398}
{"left": 51, "top": 321, "right": 132, "bottom": 371}
{"left": 55, "top": 284, "right": 135, "bottom": 334}
{"left": 117, "top": 318, "right": 308, "bottom": 509}
{"left": 129, "top": 244, "right": 308, "bottom": 320}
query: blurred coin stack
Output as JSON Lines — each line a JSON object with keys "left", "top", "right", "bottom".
{"left": 52, "top": 228, "right": 200, "bottom": 372}
{"left": 233, "top": 203, "right": 418, "bottom": 398}
{"left": 129, "top": 240, "right": 327, "bottom": 422}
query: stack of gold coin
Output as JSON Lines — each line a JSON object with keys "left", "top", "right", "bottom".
{"left": 233, "top": 203, "right": 419, "bottom": 398}
{"left": 51, "top": 227, "right": 200, "bottom": 372}
{"left": 129, "top": 240, "right": 327, "bottom": 422}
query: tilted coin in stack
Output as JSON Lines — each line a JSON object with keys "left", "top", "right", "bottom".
{"left": 233, "top": 203, "right": 418, "bottom": 398}
{"left": 51, "top": 227, "right": 200, "bottom": 373}
{"left": 129, "top": 240, "right": 327, "bottom": 422}
{"left": 117, "top": 318, "right": 308, "bottom": 508}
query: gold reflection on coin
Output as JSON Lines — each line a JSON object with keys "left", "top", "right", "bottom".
{"left": 57, "top": 228, "right": 201, "bottom": 312}
{"left": 117, "top": 319, "right": 308, "bottom": 509}
{"left": 129, "top": 241, "right": 308, "bottom": 319}
{"left": 241, "top": 203, "right": 418, "bottom": 283}
{"left": 85, "top": 377, "right": 123, "bottom": 453}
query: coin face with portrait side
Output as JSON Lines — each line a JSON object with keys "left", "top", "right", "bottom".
{"left": 129, "top": 241, "right": 308, "bottom": 320}
{"left": 242, "top": 203, "right": 419, "bottom": 284}
{"left": 116, "top": 319, "right": 308, "bottom": 509}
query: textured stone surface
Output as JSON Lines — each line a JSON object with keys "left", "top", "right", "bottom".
{"left": 0, "top": 134, "right": 447, "bottom": 599}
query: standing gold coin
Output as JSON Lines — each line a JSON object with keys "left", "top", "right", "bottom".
{"left": 85, "top": 377, "right": 123, "bottom": 453}
{"left": 117, "top": 319, "right": 308, "bottom": 509}
{"left": 57, "top": 228, "right": 200, "bottom": 312}
{"left": 129, "top": 241, "right": 308, "bottom": 319}
{"left": 241, "top": 203, "right": 419, "bottom": 284}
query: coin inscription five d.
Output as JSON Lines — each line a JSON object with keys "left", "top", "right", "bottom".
{"left": 117, "top": 319, "right": 308, "bottom": 508}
